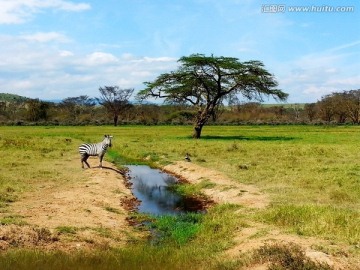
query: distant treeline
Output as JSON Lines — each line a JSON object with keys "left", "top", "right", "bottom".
{"left": 0, "top": 89, "right": 359, "bottom": 126}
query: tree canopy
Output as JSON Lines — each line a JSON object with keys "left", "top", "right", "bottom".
{"left": 97, "top": 86, "right": 134, "bottom": 126}
{"left": 138, "top": 54, "right": 288, "bottom": 138}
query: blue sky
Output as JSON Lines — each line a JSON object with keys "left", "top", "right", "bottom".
{"left": 0, "top": 0, "right": 359, "bottom": 103}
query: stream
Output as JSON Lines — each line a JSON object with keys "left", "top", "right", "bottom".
{"left": 126, "top": 165, "right": 203, "bottom": 215}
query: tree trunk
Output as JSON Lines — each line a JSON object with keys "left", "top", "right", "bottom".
{"left": 192, "top": 104, "right": 216, "bottom": 139}
{"left": 113, "top": 114, "right": 119, "bottom": 126}
{"left": 193, "top": 124, "right": 203, "bottom": 139}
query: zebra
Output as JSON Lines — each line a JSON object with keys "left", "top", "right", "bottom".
{"left": 79, "top": 135, "right": 113, "bottom": 169}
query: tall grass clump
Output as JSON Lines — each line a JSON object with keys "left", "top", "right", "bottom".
{"left": 0, "top": 248, "right": 211, "bottom": 270}
{"left": 253, "top": 243, "right": 333, "bottom": 270}
{"left": 149, "top": 213, "right": 203, "bottom": 246}
{"left": 258, "top": 204, "right": 360, "bottom": 244}
{"left": 168, "top": 178, "right": 216, "bottom": 198}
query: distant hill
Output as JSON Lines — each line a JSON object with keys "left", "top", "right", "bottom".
{"left": 0, "top": 93, "right": 29, "bottom": 103}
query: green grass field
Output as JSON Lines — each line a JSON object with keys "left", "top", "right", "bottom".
{"left": 0, "top": 125, "right": 359, "bottom": 269}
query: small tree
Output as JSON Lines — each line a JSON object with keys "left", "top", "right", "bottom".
{"left": 60, "top": 95, "right": 96, "bottom": 121}
{"left": 138, "top": 54, "right": 288, "bottom": 138}
{"left": 304, "top": 103, "right": 317, "bottom": 122}
{"left": 97, "top": 86, "right": 134, "bottom": 126}
{"left": 343, "top": 90, "right": 360, "bottom": 124}
{"left": 318, "top": 94, "right": 337, "bottom": 123}
{"left": 26, "top": 99, "right": 49, "bottom": 121}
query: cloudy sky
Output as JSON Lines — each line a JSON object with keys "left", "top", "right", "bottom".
{"left": 0, "top": 0, "right": 359, "bottom": 103}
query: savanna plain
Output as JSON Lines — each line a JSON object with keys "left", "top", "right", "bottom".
{"left": 0, "top": 125, "right": 359, "bottom": 269}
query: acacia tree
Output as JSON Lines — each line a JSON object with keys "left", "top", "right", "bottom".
{"left": 138, "top": 54, "right": 288, "bottom": 138}
{"left": 97, "top": 86, "right": 134, "bottom": 126}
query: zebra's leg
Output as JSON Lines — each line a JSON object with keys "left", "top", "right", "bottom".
{"left": 81, "top": 154, "right": 90, "bottom": 168}
{"left": 81, "top": 154, "right": 84, "bottom": 168}
{"left": 99, "top": 154, "right": 104, "bottom": 168}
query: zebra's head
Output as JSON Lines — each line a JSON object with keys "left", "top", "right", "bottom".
{"left": 103, "top": 135, "right": 113, "bottom": 147}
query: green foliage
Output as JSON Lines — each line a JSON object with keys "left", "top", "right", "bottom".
{"left": 0, "top": 93, "right": 29, "bottom": 102}
{"left": 138, "top": 54, "right": 288, "bottom": 138}
{"left": 166, "top": 110, "right": 195, "bottom": 124}
{"left": 1, "top": 89, "right": 360, "bottom": 126}
{"left": 150, "top": 213, "right": 203, "bottom": 246}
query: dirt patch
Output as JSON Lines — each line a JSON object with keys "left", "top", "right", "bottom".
{"left": 3, "top": 159, "right": 140, "bottom": 251}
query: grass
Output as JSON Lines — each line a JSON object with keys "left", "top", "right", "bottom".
{"left": 168, "top": 178, "right": 216, "bottom": 198}
{"left": 104, "top": 206, "right": 122, "bottom": 214}
{"left": 0, "top": 247, "right": 212, "bottom": 270}
{"left": 0, "top": 125, "right": 359, "bottom": 268}
{"left": 258, "top": 204, "right": 360, "bottom": 244}
{"left": 148, "top": 212, "right": 203, "bottom": 246}
{"left": 56, "top": 226, "right": 78, "bottom": 235}
{"left": 0, "top": 215, "right": 27, "bottom": 225}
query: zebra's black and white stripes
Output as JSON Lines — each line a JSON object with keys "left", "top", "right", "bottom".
{"left": 79, "top": 135, "right": 113, "bottom": 168}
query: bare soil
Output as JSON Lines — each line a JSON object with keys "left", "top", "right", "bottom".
{"left": 1, "top": 158, "right": 141, "bottom": 251}
{"left": 1, "top": 159, "right": 358, "bottom": 269}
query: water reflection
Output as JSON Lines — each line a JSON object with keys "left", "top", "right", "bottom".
{"left": 126, "top": 165, "right": 184, "bottom": 215}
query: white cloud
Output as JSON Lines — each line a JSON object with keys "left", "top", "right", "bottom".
{"left": 59, "top": 50, "right": 74, "bottom": 57}
{"left": 327, "top": 76, "right": 360, "bottom": 89}
{"left": 49, "top": 0, "right": 91, "bottom": 11}
{"left": 12, "top": 80, "right": 34, "bottom": 90}
{"left": 0, "top": 32, "right": 178, "bottom": 99}
{"left": 20, "top": 32, "right": 70, "bottom": 43}
{"left": 0, "top": 0, "right": 90, "bottom": 24}
{"left": 85, "top": 52, "right": 119, "bottom": 65}
{"left": 142, "top": 56, "right": 177, "bottom": 63}
{"left": 121, "top": 53, "right": 135, "bottom": 60}
{"left": 275, "top": 40, "right": 360, "bottom": 102}
{"left": 302, "top": 86, "right": 335, "bottom": 99}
